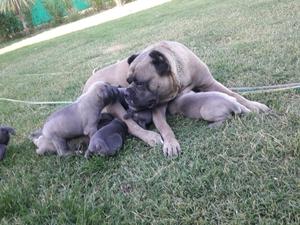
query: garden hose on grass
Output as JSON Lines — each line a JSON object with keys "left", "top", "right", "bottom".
{"left": 0, "top": 98, "right": 73, "bottom": 105}
{"left": 230, "top": 82, "right": 300, "bottom": 94}
{"left": 0, "top": 82, "right": 299, "bottom": 105}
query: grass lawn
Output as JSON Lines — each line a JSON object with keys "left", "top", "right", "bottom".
{"left": 0, "top": 0, "right": 299, "bottom": 224}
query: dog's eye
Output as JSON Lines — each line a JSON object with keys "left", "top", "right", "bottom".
{"left": 135, "top": 81, "right": 143, "bottom": 86}
{"left": 127, "top": 77, "right": 134, "bottom": 84}
{"left": 135, "top": 80, "right": 146, "bottom": 87}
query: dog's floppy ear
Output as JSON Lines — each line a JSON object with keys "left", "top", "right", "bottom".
{"left": 127, "top": 54, "right": 139, "bottom": 65}
{"left": 149, "top": 50, "right": 171, "bottom": 76}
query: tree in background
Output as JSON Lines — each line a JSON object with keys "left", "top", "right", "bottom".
{"left": 0, "top": 0, "right": 34, "bottom": 34}
{"left": 114, "top": 0, "right": 122, "bottom": 7}
{"left": 89, "top": 0, "right": 134, "bottom": 11}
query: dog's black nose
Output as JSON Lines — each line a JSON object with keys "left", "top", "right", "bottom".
{"left": 147, "top": 99, "right": 157, "bottom": 109}
{"left": 124, "top": 90, "right": 130, "bottom": 99}
{"left": 126, "top": 77, "right": 134, "bottom": 84}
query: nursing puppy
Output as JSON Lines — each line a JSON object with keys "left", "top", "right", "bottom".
{"left": 85, "top": 118, "right": 127, "bottom": 158}
{"left": 168, "top": 91, "right": 251, "bottom": 127}
{"left": 118, "top": 87, "right": 153, "bottom": 129}
{"left": 0, "top": 126, "right": 15, "bottom": 160}
{"left": 127, "top": 110, "right": 152, "bottom": 129}
{"left": 36, "top": 82, "right": 118, "bottom": 156}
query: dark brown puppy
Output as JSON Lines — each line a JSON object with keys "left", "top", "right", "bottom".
{"left": 0, "top": 126, "right": 15, "bottom": 160}
{"left": 84, "top": 41, "right": 269, "bottom": 157}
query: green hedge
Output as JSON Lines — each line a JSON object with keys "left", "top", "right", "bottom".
{"left": 0, "top": 0, "right": 136, "bottom": 41}
{"left": 0, "top": 13, "right": 22, "bottom": 40}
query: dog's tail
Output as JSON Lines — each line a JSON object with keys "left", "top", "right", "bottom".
{"left": 92, "top": 66, "right": 101, "bottom": 75}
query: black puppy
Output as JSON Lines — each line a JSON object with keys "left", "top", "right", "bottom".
{"left": 85, "top": 119, "right": 128, "bottom": 158}
{"left": 0, "top": 126, "right": 15, "bottom": 160}
{"left": 118, "top": 87, "right": 153, "bottom": 129}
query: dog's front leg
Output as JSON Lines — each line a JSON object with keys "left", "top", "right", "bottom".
{"left": 152, "top": 104, "right": 181, "bottom": 157}
{"left": 84, "top": 125, "right": 98, "bottom": 139}
{"left": 106, "top": 102, "right": 162, "bottom": 147}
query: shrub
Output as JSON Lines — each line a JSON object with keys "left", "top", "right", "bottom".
{"left": 0, "top": 13, "right": 22, "bottom": 40}
{"left": 89, "top": 0, "right": 135, "bottom": 11}
{"left": 43, "top": 0, "right": 68, "bottom": 25}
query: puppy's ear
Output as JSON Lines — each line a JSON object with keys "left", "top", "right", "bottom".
{"left": 127, "top": 54, "right": 139, "bottom": 65}
{"left": 149, "top": 50, "right": 171, "bottom": 76}
{"left": 2, "top": 126, "right": 15, "bottom": 135}
{"left": 107, "top": 134, "right": 123, "bottom": 152}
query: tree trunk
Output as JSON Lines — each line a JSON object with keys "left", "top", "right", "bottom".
{"left": 114, "top": 0, "right": 123, "bottom": 7}
{"left": 14, "top": 3, "right": 30, "bottom": 35}
{"left": 18, "top": 13, "right": 30, "bottom": 35}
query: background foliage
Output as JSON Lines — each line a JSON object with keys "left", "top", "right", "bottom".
{"left": 0, "top": 0, "right": 135, "bottom": 41}
{"left": 0, "top": 13, "right": 22, "bottom": 40}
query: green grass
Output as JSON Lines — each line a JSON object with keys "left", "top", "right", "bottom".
{"left": 0, "top": 0, "right": 299, "bottom": 224}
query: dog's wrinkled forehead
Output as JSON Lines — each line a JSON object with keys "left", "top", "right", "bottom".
{"left": 127, "top": 50, "right": 171, "bottom": 81}
{"left": 125, "top": 49, "right": 177, "bottom": 107}
{"left": 127, "top": 54, "right": 151, "bottom": 82}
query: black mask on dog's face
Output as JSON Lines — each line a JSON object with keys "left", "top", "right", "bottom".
{"left": 124, "top": 78, "right": 159, "bottom": 111}
{"left": 124, "top": 50, "right": 174, "bottom": 111}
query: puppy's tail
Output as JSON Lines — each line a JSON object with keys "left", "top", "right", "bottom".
{"left": 28, "top": 129, "right": 43, "bottom": 145}
{"left": 92, "top": 66, "right": 101, "bottom": 75}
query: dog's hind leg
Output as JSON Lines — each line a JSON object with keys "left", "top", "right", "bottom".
{"left": 34, "top": 135, "right": 56, "bottom": 155}
{"left": 208, "top": 120, "right": 225, "bottom": 128}
{"left": 197, "top": 80, "right": 269, "bottom": 113}
{"left": 51, "top": 136, "right": 71, "bottom": 156}
{"left": 84, "top": 125, "right": 98, "bottom": 139}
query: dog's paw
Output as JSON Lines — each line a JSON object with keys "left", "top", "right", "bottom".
{"left": 144, "top": 131, "right": 163, "bottom": 147}
{"left": 163, "top": 138, "right": 181, "bottom": 157}
{"left": 249, "top": 101, "right": 270, "bottom": 113}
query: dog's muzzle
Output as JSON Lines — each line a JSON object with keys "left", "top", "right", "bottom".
{"left": 124, "top": 88, "right": 158, "bottom": 111}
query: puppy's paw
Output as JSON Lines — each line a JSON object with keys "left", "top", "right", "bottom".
{"left": 163, "top": 138, "right": 181, "bottom": 157}
{"left": 84, "top": 150, "right": 91, "bottom": 159}
{"left": 208, "top": 121, "right": 224, "bottom": 128}
{"left": 144, "top": 131, "right": 163, "bottom": 147}
{"left": 36, "top": 148, "right": 45, "bottom": 155}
